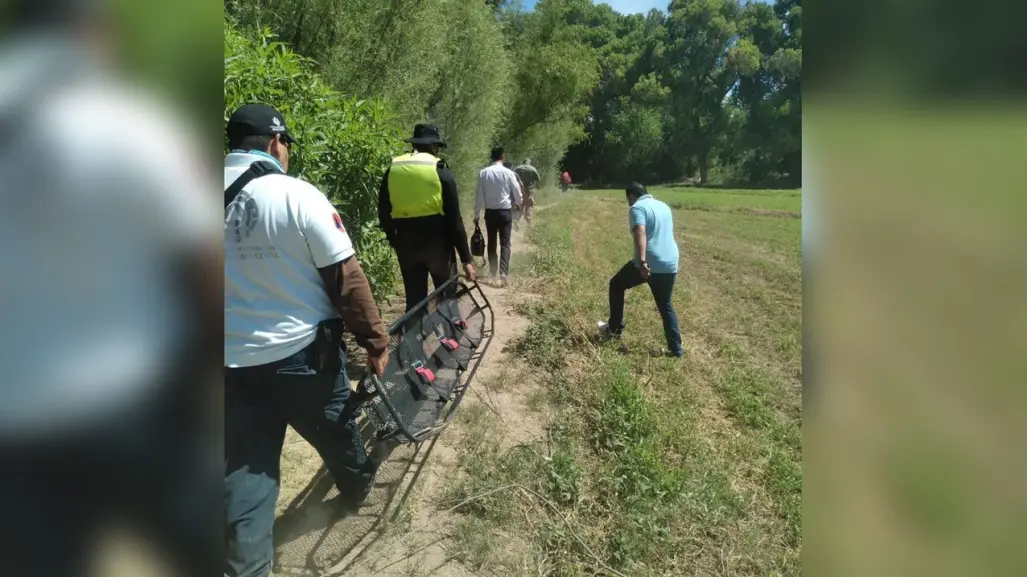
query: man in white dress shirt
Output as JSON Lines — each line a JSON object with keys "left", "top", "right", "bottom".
{"left": 473, "top": 146, "right": 522, "bottom": 287}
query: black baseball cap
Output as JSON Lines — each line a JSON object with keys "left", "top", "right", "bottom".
{"left": 227, "top": 103, "right": 296, "bottom": 146}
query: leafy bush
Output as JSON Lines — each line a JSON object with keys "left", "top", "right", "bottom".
{"left": 224, "top": 21, "right": 403, "bottom": 300}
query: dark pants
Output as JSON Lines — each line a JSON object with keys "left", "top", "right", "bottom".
{"left": 607, "top": 260, "right": 684, "bottom": 357}
{"left": 225, "top": 341, "right": 375, "bottom": 577}
{"left": 484, "top": 208, "right": 512, "bottom": 278}
{"left": 0, "top": 387, "right": 218, "bottom": 577}
{"left": 397, "top": 241, "right": 457, "bottom": 313}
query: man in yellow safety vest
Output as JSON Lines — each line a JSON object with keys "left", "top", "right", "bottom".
{"left": 378, "top": 124, "right": 477, "bottom": 312}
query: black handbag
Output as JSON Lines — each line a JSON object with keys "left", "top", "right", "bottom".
{"left": 470, "top": 223, "right": 485, "bottom": 263}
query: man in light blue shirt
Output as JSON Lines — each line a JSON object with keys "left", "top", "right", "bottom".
{"left": 599, "top": 182, "right": 684, "bottom": 357}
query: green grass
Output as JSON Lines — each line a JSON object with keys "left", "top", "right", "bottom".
{"left": 588, "top": 186, "right": 802, "bottom": 214}
{"left": 448, "top": 188, "right": 802, "bottom": 576}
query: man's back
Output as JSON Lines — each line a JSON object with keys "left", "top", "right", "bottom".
{"left": 475, "top": 162, "right": 522, "bottom": 214}
{"left": 630, "top": 195, "right": 679, "bottom": 274}
{"left": 224, "top": 152, "right": 352, "bottom": 367}
{"left": 514, "top": 164, "right": 540, "bottom": 191}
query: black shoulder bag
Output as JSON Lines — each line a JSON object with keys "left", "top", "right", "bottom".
{"left": 224, "top": 160, "right": 282, "bottom": 208}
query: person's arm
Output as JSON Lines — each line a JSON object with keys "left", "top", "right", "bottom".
{"left": 632, "top": 225, "right": 647, "bottom": 263}
{"left": 318, "top": 257, "right": 390, "bottom": 360}
{"left": 439, "top": 166, "right": 473, "bottom": 264}
{"left": 474, "top": 171, "right": 485, "bottom": 220}
{"left": 629, "top": 205, "right": 650, "bottom": 278}
{"left": 300, "top": 186, "right": 389, "bottom": 370}
{"left": 378, "top": 168, "right": 396, "bottom": 247}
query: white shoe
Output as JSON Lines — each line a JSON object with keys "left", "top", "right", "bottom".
{"left": 597, "top": 321, "right": 621, "bottom": 340}
{"left": 500, "top": 276, "right": 508, "bottom": 288}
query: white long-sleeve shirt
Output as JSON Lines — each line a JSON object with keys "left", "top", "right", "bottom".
{"left": 474, "top": 162, "right": 523, "bottom": 218}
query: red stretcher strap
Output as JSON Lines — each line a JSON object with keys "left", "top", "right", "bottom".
{"left": 414, "top": 365, "right": 435, "bottom": 383}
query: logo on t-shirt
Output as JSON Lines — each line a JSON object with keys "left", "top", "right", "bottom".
{"left": 332, "top": 212, "right": 345, "bottom": 232}
{"left": 228, "top": 198, "right": 259, "bottom": 242}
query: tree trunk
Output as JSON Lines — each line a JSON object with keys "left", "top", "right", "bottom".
{"left": 290, "top": 5, "right": 306, "bottom": 51}
{"left": 698, "top": 151, "right": 709, "bottom": 185}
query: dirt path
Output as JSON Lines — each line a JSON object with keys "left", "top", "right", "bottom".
{"left": 271, "top": 212, "right": 547, "bottom": 577}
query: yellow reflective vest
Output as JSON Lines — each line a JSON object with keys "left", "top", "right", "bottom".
{"left": 387, "top": 152, "right": 444, "bottom": 218}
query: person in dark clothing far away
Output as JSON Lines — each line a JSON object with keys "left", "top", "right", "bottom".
{"left": 504, "top": 160, "right": 527, "bottom": 229}
{"left": 378, "top": 124, "right": 476, "bottom": 312}
{"left": 598, "top": 182, "right": 685, "bottom": 358}
{"left": 514, "top": 158, "right": 541, "bottom": 225}
{"left": 474, "top": 146, "right": 522, "bottom": 287}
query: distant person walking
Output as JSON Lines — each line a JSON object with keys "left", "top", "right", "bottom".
{"left": 560, "top": 169, "right": 572, "bottom": 194}
{"left": 514, "top": 158, "right": 541, "bottom": 225}
{"left": 378, "top": 124, "right": 476, "bottom": 312}
{"left": 474, "top": 147, "right": 522, "bottom": 287}
{"left": 505, "top": 161, "right": 527, "bottom": 229}
{"left": 598, "top": 182, "right": 684, "bottom": 358}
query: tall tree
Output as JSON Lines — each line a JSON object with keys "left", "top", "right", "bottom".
{"left": 661, "top": 0, "right": 752, "bottom": 184}
{"left": 498, "top": 0, "right": 601, "bottom": 182}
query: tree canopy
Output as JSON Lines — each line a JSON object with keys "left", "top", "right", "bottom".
{"left": 225, "top": 0, "right": 800, "bottom": 190}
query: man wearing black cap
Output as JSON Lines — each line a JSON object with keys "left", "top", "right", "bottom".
{"left": 378, "top": 124, "right": 476, "bottom": 312}
{"left": 224, "top": 103, "right": 391, "bottom": 577}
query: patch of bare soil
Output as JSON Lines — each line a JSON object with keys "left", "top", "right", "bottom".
{"left": 270, "top": 216, "right": 546, "bottom": 577}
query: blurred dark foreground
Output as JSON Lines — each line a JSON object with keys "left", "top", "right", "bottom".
{"left": 806, "top": 0, "right": 1027, "bottom": 576}
{"left": 0, "top": 0, "right": 221, "bottom": 575}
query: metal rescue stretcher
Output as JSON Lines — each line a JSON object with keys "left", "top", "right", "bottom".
{"left": 353, "top": 277, "right": 494, "bottom": 444}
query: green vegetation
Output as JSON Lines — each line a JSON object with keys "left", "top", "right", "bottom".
{"left": 447, "top": 189, "right": 802, "bottom": 576}
{"left": 560, "top": 0, "right": 802, "bottom": 187}
{"left": 224, "top": 22, "right": 403, "bottom": 299}
{"left": 589, "top": 186, "right": 802, "bottom": 213}
{"left": 225, "top": 0, "right": 801, "bottom": 190}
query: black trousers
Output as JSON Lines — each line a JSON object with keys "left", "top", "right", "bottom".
{"left": 396, "top": 241, "right": 458, "bottom": 313}
{"left": 484, "top": 208, "right": 513, "bottom": 278}
{"left": 224, "top": 341, "right": 375, "bottom": 577}
{"left": 607, "top": 261, "right": 684, "bottom": 357}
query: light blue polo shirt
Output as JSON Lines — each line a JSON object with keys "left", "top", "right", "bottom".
{"left": 629, "top": 194, "right": 679, "bottom": 274}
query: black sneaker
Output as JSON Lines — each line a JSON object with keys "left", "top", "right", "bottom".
{"left": 337, "top": 467, "right": 378, "bottom": 512}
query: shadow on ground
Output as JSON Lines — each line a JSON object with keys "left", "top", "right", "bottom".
{"left": 271, "top": 409, "right": 442, "bottom": 576}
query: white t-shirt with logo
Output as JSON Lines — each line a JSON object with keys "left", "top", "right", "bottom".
{"left": 224, "top": 152, "right": 355, "bottom": 368}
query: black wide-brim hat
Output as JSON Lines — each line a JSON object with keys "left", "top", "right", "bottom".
{"left": 403, "top": 123, "right": 447, "bottom": 147}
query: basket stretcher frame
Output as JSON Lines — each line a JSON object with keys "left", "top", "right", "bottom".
{"left": 357, "top": 277, "right": 494, "bottom": 444}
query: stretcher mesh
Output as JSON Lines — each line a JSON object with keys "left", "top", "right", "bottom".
{"left": 356, "top": 279, "right": 492, "bottom": 443}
